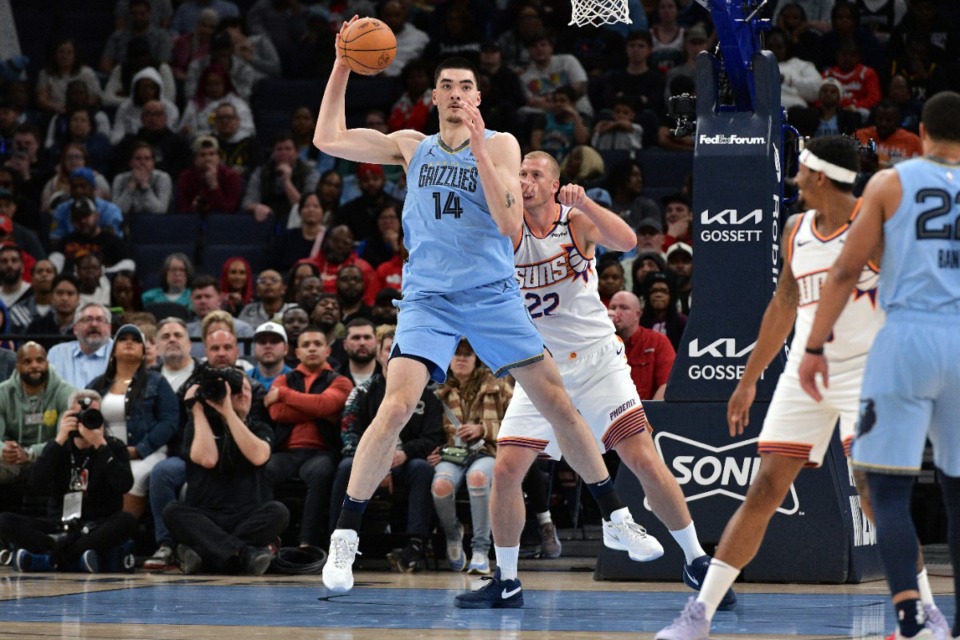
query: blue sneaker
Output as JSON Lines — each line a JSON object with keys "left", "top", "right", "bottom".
{"left": 454, "top": 568, "right": 523, "bottom": 609}
{"left": 15, "top": 549, "right": 54, "bottom": 573}
{"left": 683, "top": 555, "right": 737, "bottom": 610}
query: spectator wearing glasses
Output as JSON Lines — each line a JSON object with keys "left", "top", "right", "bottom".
{"left": 46, "top": 302, "right": 114, "bottom": 389}
{"left": 238, "top": 269, "right": 296, "bottom": 328}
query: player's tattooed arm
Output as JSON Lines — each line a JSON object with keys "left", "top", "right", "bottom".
{"left": 506, "top": 192, "right": 515, "bottom": 208}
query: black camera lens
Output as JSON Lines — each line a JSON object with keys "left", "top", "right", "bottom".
{"left": 78, "top": 408, "right": 105, "bottom": 430}
{"left": 199, "top": 378, "right": 227, "bottom": 401}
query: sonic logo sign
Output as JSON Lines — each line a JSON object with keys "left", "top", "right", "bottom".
{"left": 652, "top": 432, "right": 800, "bottom": 516}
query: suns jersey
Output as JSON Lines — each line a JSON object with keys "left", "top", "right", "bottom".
{"left": 401, "top": 130, "right": 515, "bottom": 296}
{"left": 787, "top": 206, "right": 884, "bottom": 372}
{"left": 514, "top": 203, "right": 614, "bottom": 354}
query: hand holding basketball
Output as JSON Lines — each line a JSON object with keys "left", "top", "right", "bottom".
{"left": 337, "top": 17, "right": 397, "bottom": 76}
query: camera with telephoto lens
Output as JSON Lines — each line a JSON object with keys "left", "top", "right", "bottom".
{"left": 69, "top": 396, "right": 104, "bottom": 438}
{"left": 195, "top": 366, "right": 245, "bottom": 403}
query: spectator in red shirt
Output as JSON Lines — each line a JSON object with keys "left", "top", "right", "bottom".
{"left": 264, "top": 327, "right": 353, "bottom": 548}
{"left": 609, "top": 290, "right": 675, "bottom": 400}
{"left": 822, "top": 38, "right": 881, "bottom": 121}
{"left": 299, "top": 225, "right": 379, "bottom": 305}
{"left": 176, "top": 136, "right": 242, "bottom": 213}
{"left": 855, "top": 99, "right": 922, "bottom": 169}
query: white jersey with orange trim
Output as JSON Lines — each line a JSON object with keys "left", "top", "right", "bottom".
{"left": 787, "top": 205, "right": 884, "bottom": 373}
{"left": 514, "top": 203, "right": 613, "bottom": 355}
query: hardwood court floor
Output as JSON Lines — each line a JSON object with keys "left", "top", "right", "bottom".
{"left": 0, "top": 564, "right": 954, "bottom": 640}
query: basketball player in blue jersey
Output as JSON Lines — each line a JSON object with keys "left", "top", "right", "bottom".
{"left": 658, "top": 135, "right": 947, "bottom": 640}
{"left": 455, "top": 151, "right": 734, "bottom": 609}
{"left": 314, "top": 17, "right": 657, "bottom": 594}
{"left": 800, "top": 93, "right": 960, "bottom": 640}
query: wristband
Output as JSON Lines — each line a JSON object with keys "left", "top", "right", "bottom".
{"left": 805, "top": 346, "right": 825, "bottom": 355}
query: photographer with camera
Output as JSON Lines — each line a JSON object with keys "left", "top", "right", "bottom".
{"left": 330, "top": 326, "right": 444, "bottom": 573}
{"left": 0, "top": 390, "right": 136, "bottom": 573}
{"left": 87, "top": 324, "right": 178, "bottom": 520}
{"left": 163, "top": 367, "right": 288, "bottom": 575}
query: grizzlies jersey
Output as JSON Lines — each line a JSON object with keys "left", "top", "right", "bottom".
{"left": 401, "top": 131, "right": 515, "bottom": 295}
{"left": 514, "top": 204, "right": 614, "bottom": 354}
{"left": 788, "top": 206, "right": 883, "bottom": 371}
{"left": 881, "top": 158, "right": 960, "bottom": 315}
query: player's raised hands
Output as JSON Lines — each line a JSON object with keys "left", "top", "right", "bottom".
{"left": 458, "top": 100, "right": 486, "bottom": 155}
{"left": 335, "top": 16, "right": 359, "bottom": 68}
{"left": 558, "top": 184, "right": 586, "bottom": 209}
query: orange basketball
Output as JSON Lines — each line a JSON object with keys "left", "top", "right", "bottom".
{"left": 338, "top": 18, "right": 397, "bottom": 76}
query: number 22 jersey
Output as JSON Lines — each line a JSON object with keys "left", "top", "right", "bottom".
{"left": 514, "top": 203, "right": 613, "bottom": 354}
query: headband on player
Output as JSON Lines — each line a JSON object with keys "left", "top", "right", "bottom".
{"left": 799, "top": 149, "right": 857, "bottom": 184}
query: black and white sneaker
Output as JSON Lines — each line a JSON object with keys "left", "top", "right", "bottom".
{"left": 454, "top": 568, "right": 524, "bottom": 609}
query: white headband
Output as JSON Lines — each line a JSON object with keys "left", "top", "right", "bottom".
{"left": 799, "top": 148, "right": 857, "bottom": 184}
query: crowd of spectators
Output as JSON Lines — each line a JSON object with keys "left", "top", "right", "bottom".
{"left": 0, "top": 0, "right": 959, "bottom": 575}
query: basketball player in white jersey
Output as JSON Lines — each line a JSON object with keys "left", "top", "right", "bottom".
{"left": 456, "top": 151, "right": 735, "bottom": 609}
{"left": 800, "top": 94, "right": 960, "bottom": 640}
{"left": 658, "top": 136, "right": 947, "bottom": 640}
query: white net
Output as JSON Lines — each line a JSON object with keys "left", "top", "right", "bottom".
{"left": 569, "top": 0, "right": 632, "bottom": 27}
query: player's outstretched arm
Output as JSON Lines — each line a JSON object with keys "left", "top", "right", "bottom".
{"left": 459, "top": 100, "right": 523, "bottom": 237}
{"left": 562, "top": 184, "right": 636, "bottom": 252}
{"left": 313, "top": 17, "right": 424, "bottom": 166}
{"left": 727, "top": 214, "right": 801, "bottom": 436}
{"left": 799, "top": 170, "right": 895, "bottom": 401}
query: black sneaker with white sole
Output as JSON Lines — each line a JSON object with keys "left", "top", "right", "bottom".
{"left": 454, "top": 568, "right": 524, "bottom": 609}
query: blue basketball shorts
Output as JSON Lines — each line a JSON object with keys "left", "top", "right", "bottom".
{"left": 391, "top": 277, "right": 544, "bottom": 383}
{"left": 852, "top": 311, "right": 960, "bottom": 476}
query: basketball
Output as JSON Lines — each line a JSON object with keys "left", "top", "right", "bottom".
{"left": 338, "top": 18, "right": 397, "bottom": 76}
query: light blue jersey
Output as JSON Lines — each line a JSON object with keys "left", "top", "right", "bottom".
{"left": 401, "top": 131, "right": 515, "bottom": 296}
{"left": 880, "top": 157, "right": 960, "bottom": 316}
{"left": 853, "top": 156, "right": 960, "bottom": 476}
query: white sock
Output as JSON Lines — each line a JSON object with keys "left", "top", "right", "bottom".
{"left": 917, "top": 568, "right": 935, "bottom": 607}
{"left": 696, "top": 558, "right": 740, "bottom": 621}
{"left": 669, "top": 521, "right": 708, "bottom": 565}
{"left": 537, "top": 511, "right": 552, "bottom": 525}
{"left": 495, "top": 545, "right": 520, "bottom": 581}
{"left": 609, "top": 506, "right": 630, "bottom": 524}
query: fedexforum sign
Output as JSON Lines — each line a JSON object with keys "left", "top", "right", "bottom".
{"left": 698, "top": 134, "right": 766, "bottom": 145}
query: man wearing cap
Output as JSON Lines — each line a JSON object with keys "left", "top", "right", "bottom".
{"left": 0, "top": 189, "right": 47, "bottom": 262}
{"left": 665, "top": 241, "right": 693, "bottom": 315}
{"left": 46, "top": 302, "right": 114, "bottom": 389}
{"left": 243, "top": 133, "right": 318, "bottom": 222}
{"left": 50, "top": 168, "right": 124, "bottom": 243}
{"left": 635, "top": 217, "right": 666, "bottom": 253}
{"left": 264, "top": 327, "right": 353, "bottom": 548}
{"left": 250, "top": 321, "right": 292, "bottom": 389}
{"left": 177, "top": 136, "right": 242, "bottom": 213}
{"left": 331, "top": 163, "right": 403, "bottom": 241}
{"left": 58, "top": 199, "right": 131, "bottom": 272}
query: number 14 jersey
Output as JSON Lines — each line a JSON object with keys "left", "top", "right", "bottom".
{"left": 514, "top": 203, "right": 614, "bottom": 355}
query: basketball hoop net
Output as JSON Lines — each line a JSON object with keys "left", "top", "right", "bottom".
{"left": 569, "top": 0, "right": 632, "bottom": 27}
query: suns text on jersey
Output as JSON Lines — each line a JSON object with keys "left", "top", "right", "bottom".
{"left": 417, "top": 163, "right": 478, "bottom": 192}
{"left": 796, "top": 269, "right": 828, "bottom": 306}
{"left": 516, "top": 255, "right": 572, "bottom": 289}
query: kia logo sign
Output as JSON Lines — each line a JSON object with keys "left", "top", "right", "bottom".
{"left": 652, "top": 432, "right": 800, "bottom": 516}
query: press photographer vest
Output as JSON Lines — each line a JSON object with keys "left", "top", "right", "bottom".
{"left": 273, "top": 369, "right": 342, "bottom": 452}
